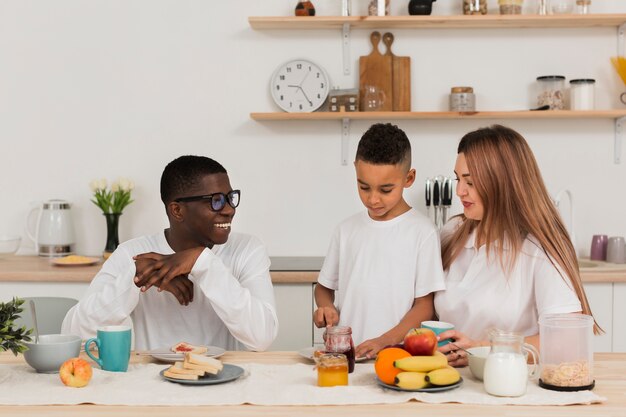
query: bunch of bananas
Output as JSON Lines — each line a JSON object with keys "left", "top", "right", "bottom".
{"left": 393, "top": 351, "right": 461, "bottom": 389}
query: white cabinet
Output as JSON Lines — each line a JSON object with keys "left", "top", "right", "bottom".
{"left": 613, "top": 283, "right": 626, "bottom": 352}
{"left": 270, "top": 283, "right": 314, "bottom": 350}
{"left": 583, "top": 283, "right": 613, "bottom": 352}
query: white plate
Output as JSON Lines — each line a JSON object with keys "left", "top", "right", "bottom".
{"left": 376, "top": 376, "right": 463, "bottom": 392}
{"left": 297, "top": 347, "right": 370, "bottom": 362}
{"left": 150, "top": 345, "right": 226, "bottom": 363}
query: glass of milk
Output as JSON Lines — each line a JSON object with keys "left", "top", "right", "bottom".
{"left": 483, "top": 330, "right": 540, "bottom": 397}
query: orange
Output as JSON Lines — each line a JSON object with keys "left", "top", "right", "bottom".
{"left": 375, "top": 347, "right": 412, "bottom": 385}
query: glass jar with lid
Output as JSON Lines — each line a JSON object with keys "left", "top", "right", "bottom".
{"left": 317, "top": 353, "right": 349, "bottom": 387}
{"left": 537, "top": 75, "right": 565, "bottom": 110}
{"left": 463, "top": 0, "right": 487, "bottom": 15}
{"left": 498, "top": 0, "right": 523, "bottom": 14}
{"left": 576, "top": 0, "right": 591, "bottom": 14}
{"left": 569, "top": 79, "right": 595, "bottom": 110}
{"left": 538, "top": 313, "right": 595, "bottom": 391}
{"left": 450, "top": 86, "right": 476, "bottom": 112}
{"left": 324, "top": 326, "right": 355, "bottom": 373}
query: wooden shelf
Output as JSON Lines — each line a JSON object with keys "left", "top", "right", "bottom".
{"left": 249, "top": 14, "right": 626, "bottom": 30}
{"left": 251, "top": 110, "right": 626, "bottom": 121}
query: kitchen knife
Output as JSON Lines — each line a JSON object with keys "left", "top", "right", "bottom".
{"left": 442, "top": 177, "right": 453, "bottom": 225}
{"left": 433, "top": 177, "right": 441, "bottom": 229}
{"left": 425, "top": 178, "right": 432, "bottom": 220}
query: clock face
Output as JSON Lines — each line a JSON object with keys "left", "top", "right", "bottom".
{"left": 270, "top": 59, "right": 330, "bottom": 113}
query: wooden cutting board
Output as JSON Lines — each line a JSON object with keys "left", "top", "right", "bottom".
{"left": 359, "top": 31, "right": 393, "bottom": 112}
{"left": 383, "top": 32, "right": 411, "bottom": 111}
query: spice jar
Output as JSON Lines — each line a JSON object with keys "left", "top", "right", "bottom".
{"left": 538, "top": 314, "right": 595, "bottom": 391}
{"left": 317, "top": 353, "right": 349, "bottom": 387}
{"left": 450, "top": 87, "right": 476, "bottom": 112}
{"left": 324, "top": 326, "right": 355, "bottom": 373}
{"left": 576, "top": 0, "right": 591, "bottom": 14}
{"left": 498, "top": 0, "right": 523, "bottom": 14}
{"left": 463, "top": 0, "right": 487, "bottom": 15}
{"left": 537, "top": 75, "right": 565, "bottom": 110}
{"left": 569, "top": 79, "right": 595, "bottom": 110}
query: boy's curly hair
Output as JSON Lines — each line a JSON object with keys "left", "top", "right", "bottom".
{"left": 355, "top": 123, "right": 411, "bottom": 167}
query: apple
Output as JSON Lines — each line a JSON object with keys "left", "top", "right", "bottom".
{"left": 59, "top": 358, "right": 93, "bottom": 388}
{"left": 403, "top": 328, "right": 437, "bottom": 356}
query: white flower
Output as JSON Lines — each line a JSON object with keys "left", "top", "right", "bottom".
{"left": 111, "top": 182, "right": 120, "bottom": 192}
{"left": 118, "top": 177, "right": 133, "bottom": 192}
{"left": 98, "top": 178, "right": 107, "bottom": 190}
{"left": 89, "top": 178, "right": 107, "bottom": 192}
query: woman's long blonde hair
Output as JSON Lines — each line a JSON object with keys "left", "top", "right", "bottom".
{"left": 441, "top": 125, "right": 601, "bottom": 333}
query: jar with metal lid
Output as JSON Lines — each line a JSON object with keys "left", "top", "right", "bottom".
{"left": 576, "top": 0, "right": 591, "bottom": 14}
{"left": 324, "top": 326, "right": 355, "bottom": 373}
{"left": 449, "top": 87, "right": 476, "bottom": 112}
{"left": 317, "top": 353, "right": 349, "bottom": 387}
{"left": 569, "top": 79, "right": 595, "bottom": 110}
{"left": 537, "top": 75, "right": 565, "bottom": 110}
{"left": 498, "top": 0, "right": 523, "bottom": 14}
{"left": 463, "top": 0, "right": 487, "bottom": 15}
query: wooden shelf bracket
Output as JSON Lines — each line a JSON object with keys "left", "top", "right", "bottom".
{"left": 616, "top": 116, "right": 625, "bottom": 164}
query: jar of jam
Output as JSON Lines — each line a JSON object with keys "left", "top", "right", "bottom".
{"left": 317, "top": 353, "right": 349, "bottom": 387}
{"left": 324, "top": 326, "right": 355, "bottom": 373}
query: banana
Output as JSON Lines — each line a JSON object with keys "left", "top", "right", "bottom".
{"left": 394, "top": 353, "right": 448, "bottom": 373}
{"left": 425, "top": 367, "right": 461, "bottom": 386}
{"left": 394, "top": 372, "right": 430, "bottom": 390}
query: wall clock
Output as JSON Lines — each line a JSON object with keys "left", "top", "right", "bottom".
{"left": 270, "top": 59, "right": 330, "bottom": 113}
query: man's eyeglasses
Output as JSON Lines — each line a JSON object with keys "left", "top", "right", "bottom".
{"left": 174, "top": 190, "right": 241, "bottom": 211}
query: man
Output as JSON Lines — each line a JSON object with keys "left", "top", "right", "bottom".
{"left": 62, "top": 155, "right": 278, "bottom": 351}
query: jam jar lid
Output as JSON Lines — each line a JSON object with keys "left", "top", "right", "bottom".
{"left": 451, "top": 86, "right": 474, "bottom": 93}
{"left": 569, "top": 79, "right": 596, "bottom": 84}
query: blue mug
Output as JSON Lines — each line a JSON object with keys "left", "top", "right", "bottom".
{"left": 85, "top": 325, "right": 132, "bottom": 372}
{"left": 421, "top": 320, "right": 455, "bottom": 347}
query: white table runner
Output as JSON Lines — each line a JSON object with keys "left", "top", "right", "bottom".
{"left": 0, "top": 362, "right": 605, "bottom": 406}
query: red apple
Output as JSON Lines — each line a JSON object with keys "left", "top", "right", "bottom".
{"left": 403, "top": 328, "right": 437, "bottom": 356}
{"left": 59, "top": 358, "right": 93, "bottom": 388}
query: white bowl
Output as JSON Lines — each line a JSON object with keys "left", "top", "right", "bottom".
{"left": 23, "top": 334, "right": 82, "bottom": 373}
{"left": 0, "top": 235, "right": 21, "bottom": 254}
{"left": 467, "top": 346, "right": 490, "bottom": 381}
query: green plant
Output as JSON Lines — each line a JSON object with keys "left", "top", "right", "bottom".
{"left": 90, "top": 178, "right": 135, "bottom": 214}
{"left": 0, "top": 297, "right": 33, "bottom": 355}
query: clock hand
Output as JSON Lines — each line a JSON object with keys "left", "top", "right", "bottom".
{"left": 299, "top": 88, "right": 311, "bottom": 104}
{"left": 298, "top": 71, "right": 311, "bottom": 87}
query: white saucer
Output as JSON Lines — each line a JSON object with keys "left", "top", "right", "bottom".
{"left": 149, "top": 345, "right": 225, "bottom": 363}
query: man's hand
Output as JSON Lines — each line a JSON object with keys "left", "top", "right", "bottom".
{"left": 160, "top": 275, "right": 194, "bottom": 306}
{"left": 133, "top": 247, "right": 204, "bottom": 292}
{"left": 313, "top": 306, "right": 339, "bottom": 328}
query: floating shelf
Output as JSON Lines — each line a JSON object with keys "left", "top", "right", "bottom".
{"left": 249, "top": 14, "right": 626, "bottom": 30}
{"left": 251, "top": 110, "right": 626, "bottom": 121}
{"left": 251, "top": 111, "right": 626, "bottom": 165}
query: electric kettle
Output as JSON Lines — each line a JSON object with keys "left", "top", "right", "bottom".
{"left": 26, "top": 199, "right": 75, "bottom": 257}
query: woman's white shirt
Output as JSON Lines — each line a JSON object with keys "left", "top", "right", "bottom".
{"left": 434, "top": 219, "right": 582, "bottom": 341}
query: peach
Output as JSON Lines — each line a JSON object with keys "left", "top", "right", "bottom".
{"left": 59, "top": 358, "right": 93, "bottom": 388}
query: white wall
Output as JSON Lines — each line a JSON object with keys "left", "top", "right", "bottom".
{"left": 1, "top": 0, "right": 626, "bottom": 259}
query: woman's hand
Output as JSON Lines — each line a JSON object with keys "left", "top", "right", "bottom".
{"left": 313, "top": 306, "right": 339, "bottom": 328}
{"left": 355, "top": 336, "right": 392, "bottom": 360}
{"left": 437, "top": 329, "right": 484, "bottom": 367}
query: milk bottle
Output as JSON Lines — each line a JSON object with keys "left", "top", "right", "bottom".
{"left": 483, "top": 330, "right": 539, "bottom": 397}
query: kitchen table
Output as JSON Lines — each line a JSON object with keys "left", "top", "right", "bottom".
{"left": 1, "top": 351, "right": 625, "bottom": 416}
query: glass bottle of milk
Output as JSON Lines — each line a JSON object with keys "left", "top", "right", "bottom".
{"left": 483, "top": 330, "right": 540, "bottom": 397}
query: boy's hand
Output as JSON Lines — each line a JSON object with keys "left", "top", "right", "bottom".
{"left": 313, "top": 306, "right": 339, "bottom": 328}
{"left": 355, "top": 336, "right": 391, "bottom": 360}
{"left": 133, "top": 247, "right": 204, "bottom": 292}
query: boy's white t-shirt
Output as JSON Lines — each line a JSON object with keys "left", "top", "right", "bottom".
{"left": 434, "top": 218, "right": 582, "bottom": 341}
{"left": 317, "top": 209, "right": 446, "bottom": 346}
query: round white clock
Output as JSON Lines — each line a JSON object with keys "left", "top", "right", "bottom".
{"left": 270, "top": 59, "right": 330, "bottom": 113}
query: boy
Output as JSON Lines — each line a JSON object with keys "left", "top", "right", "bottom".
{"left": 314, "top": 123, "right": 445, "bottom": 359}
{"left": 62, "top": 155, "right": 278, "bottom": 351}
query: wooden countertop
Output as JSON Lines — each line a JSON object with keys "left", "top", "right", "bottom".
{"left": 1, "top": 255, "right": 625, "bottom": 284}
{"left": 1, "top": 351, "right": 625, "bottom": 416}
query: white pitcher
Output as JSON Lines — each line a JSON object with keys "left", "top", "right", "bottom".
{"left": 26, "top": 200, "right": 75, "bottom": 257}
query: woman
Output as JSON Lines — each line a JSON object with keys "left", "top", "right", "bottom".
{"left": 434, "top": 125, "right": 600, "bottom": 367}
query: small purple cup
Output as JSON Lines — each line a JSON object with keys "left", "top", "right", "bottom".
{"left": 590, "top": 235, "right": 608, "bottom": 261}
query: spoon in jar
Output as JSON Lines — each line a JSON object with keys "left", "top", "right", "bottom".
{"left": 29, "top": 300, "right": 39, "bottom": 344}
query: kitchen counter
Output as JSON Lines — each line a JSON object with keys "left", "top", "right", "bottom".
{"left": 1, "top": 255, "right": 625, "bottom": 284}
{"left": 1, "top": 351, "right": 625, "bottom": 416}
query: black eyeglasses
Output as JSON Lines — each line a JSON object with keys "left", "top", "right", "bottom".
{"left": 174, "top": 190, "right": 241, "bottom": 211}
